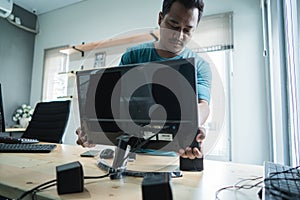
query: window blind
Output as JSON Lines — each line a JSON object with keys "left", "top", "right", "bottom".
{"left": 189, "top": 12, "right": 234, "bottom": 53}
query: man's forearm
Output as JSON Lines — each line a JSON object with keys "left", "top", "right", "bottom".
{"left": 198, "top": 100, "right": 210, "bottom": 126}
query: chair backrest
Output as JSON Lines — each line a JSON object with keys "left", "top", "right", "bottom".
{"left": 22, "top": 100, "right": 71, "bottom": 143}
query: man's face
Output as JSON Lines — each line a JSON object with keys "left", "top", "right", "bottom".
{"left": 158, "top": 1, "right": 199, "bottom": 55}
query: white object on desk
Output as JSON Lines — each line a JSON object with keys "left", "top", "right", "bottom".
{"left": 5, "top": 127, "right": 26, "bottom": 132}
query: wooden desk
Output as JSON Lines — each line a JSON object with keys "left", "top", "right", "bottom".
{"left": 0, "top": 144, "right": 263, "bottom": 200}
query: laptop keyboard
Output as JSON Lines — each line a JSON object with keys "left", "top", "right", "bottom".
{"left": 264, "top": 161, "right": 300, "bottom": 200}
{"left": 0, "top": 143, "right": 57, "bottom": 153}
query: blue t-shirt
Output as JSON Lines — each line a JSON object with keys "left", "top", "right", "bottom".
{"left": 120, "top": 42, "right": 211, "bottom": 103}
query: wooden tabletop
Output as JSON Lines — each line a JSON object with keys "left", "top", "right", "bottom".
{"left": 0, "top": 144, "right": 263, "bottom": 200}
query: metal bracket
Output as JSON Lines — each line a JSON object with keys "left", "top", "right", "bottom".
{"left": 72, "top": 46, "right": 84, "bottom": 57}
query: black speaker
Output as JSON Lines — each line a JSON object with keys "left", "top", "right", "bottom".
{"left": 179, "top": 157, "right": 204, "bottom": 171}
{"left": 141, "top": 173, "right": 173, "bottom": 200}
{"left": 56, "top": 161, "right": 84, "bottom": 194}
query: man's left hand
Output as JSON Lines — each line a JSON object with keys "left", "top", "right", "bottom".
{"left": 179, "top": 127, "right": 206, "bottom": 159}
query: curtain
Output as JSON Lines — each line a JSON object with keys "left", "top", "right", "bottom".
{"left": 284, "top": 0, "right": 300, "bottom": 166}
{"left": 263, "top": 0, "right": 300, "bottom": 166}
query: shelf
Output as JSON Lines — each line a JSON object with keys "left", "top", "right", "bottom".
{"left": 59, "top": 30, "right": 159, "bottom": 56}
{"left": 57, "top": 96, "right": 73, "bottom": 99}
{"left": 57, "top": 71, "right": 75, "bottom": 75}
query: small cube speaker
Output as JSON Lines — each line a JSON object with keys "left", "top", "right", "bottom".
{"left": 179, "top": 157, "right": 204, "bottom": 171}
{"left": 141, "top": 173, "right": 173, "bottom": 200}
{"left": 56, "top": 161, "right": 84, "bottom": 194}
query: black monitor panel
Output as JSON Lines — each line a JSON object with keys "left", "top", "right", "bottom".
{"left": 0, "top": 84, "right": 6, "bottom": 133}
{"left": 76, "top": 58, "right": 199, "bottom": 152}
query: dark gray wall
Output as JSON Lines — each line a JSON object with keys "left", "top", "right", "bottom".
{"left": 0, "top": 5, "right": 36, "bottom": 127}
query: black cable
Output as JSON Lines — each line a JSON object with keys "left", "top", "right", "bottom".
{"left": 97, "top": 133, "right": 179, "bottom": 179}
{"left": 31, "top": 183, "right": 57, "bottom": 200}
{"left": 119, "top": 124, "right": 200, "bottom": 165}
{"left": 15, "top": 179, "right": 56, "bottom": 200}
{"left": 16, "top": 172, "right": 114, "bottom": 200}
{"left": 113, "top": 133, "right": 159, "bottom": 168}
{"left": 84, "top": 172, "right": 112, "bottom": 179}
{"left": 107, "top": 129, "right": 200, "bottom": 177}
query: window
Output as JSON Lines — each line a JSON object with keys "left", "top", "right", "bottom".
{"left": 42, "top": 47, "right": 68, "bottom": 101}
{"left": 205, "top": 50, "right": 232, "bottom": 161}
{"left": 191, "top": 12, "right": 234, "bottom": 161}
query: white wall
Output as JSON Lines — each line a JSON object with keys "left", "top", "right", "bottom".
{"left": 31, "top": 0, "right": 269, "bottom": 165}
{"left": 205, "top": 0, "right": 269, "bottom": 165}
{"left": 31, "top": 0, "right": 162, "bottom": 147}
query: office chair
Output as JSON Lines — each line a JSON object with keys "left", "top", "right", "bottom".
{"left": 21, "top": 100, "right": 71, "bottom": 143}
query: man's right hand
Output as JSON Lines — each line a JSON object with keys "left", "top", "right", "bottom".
{"left": 76, "top": 127, "right": 95, "bottom": 147}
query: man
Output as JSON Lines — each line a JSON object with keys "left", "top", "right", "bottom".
{"left": 77, "top": 0, "right": 211, "bottom": 160}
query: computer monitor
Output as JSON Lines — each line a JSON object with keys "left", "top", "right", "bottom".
{"left": 0, "top": 83, "right": 6, "bottom": 133}
{"left": 76, "top": 58, "right": 199, "bottom": 154}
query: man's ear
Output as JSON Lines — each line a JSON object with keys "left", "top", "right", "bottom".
{"left": 158, "top": 11, "right": 163, "bottom": 25}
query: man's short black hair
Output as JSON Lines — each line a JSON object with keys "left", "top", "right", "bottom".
{"left": 162, "top": 0, "right": 204, "bottom": 23}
